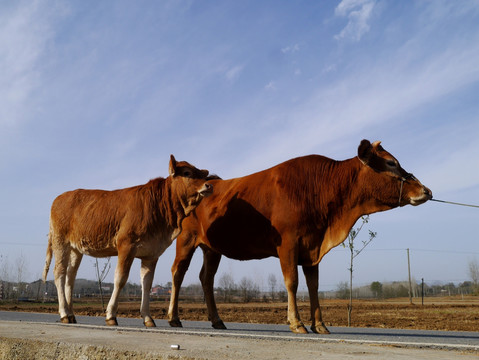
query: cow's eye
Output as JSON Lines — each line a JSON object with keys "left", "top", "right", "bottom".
{"left": 386, "top": 160, "right": 396, "bottom": 167}
{"left": 183, "top": 170, "right": 192, "bottom": 177}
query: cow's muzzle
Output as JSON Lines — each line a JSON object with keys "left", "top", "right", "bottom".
{"left": 410, "top": 185, "right": 433, "bottom": 206}
{"left": 198, "top": 183, "right": 213, "bottom": 197}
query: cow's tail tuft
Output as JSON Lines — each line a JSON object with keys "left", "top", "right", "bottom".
{"left": 42, "top": 224, "right": 53, "bottom": 282}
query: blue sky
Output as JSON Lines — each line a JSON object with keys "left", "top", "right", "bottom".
{"left": 1, "top": 0, "right": 479, "bottom": 292}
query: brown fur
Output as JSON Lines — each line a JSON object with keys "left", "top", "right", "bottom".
{"left": 43, "top": 155, "right": 212, "bottom": 326}
{"left": 167, "top": 140, "right": 432, "bottom": 334}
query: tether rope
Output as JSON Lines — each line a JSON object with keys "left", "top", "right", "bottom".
{"left": 430, "top": 198, "right": 479, "bottom": 208}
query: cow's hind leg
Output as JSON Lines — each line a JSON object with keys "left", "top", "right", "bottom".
{"left": 199, "top": 248, "right": 225, "bottom": 329}
{"left": 168, "top": 236, "right": 196, "bottom": 327}
{"left": 140, "top": 258, "right": 158, "bottom": 327}
{"left": 302, "top": 265, "right": 329, "bottom": 334}
{"left": 106, "top": 242, "right": 135, "bottom": 326}
{"left": 52, "top": 244, "right": 72, "bottom": 323}
{"left": 65, "top": 250, "right": 83, "bottom": 324}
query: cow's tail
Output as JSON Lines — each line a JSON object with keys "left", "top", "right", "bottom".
{"left": 42, "top": 222, "right": 53, "bottom": 282}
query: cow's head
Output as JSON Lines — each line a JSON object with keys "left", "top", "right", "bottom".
{"left": 169, "top": 155, "right": 213, "bottom": 216}
{"left": 357, "top": 140, "right": 432, "bottom": 208}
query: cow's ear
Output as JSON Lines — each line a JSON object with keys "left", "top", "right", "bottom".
{"left": 358, "top": 139, "right": 372, "bottom": 165}
{"left": 371, "top": 140, "right": 384, "bottom": 151}
{"left": 169, "top": 155, "right": 177, "bottom": 176}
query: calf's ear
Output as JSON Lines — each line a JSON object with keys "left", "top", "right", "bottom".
{"left": 358, "top": 139, "right": 373, "bottom": 165}
{"left": 169, "top": 155, "right": 177, "bottom": 176}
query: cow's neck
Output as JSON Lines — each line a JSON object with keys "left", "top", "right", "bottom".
{"left": 316, "top": 157, "right": 390, "bottom": 263}
{"left": 152, "top": 177, "right": 186, "bottom": 240}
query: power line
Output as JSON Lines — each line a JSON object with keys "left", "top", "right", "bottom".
{"left": 330, "top": 248, "right": 479, "bottom": 255}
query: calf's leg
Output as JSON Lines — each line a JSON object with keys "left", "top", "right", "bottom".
{"left": 199, "top": 248, "right": 225, "bottom": 329}
{"left": 52, "top": 244, "right": 72, "bottom": 323}
{"left": 302, "top": 264, "right": 329, "bottom": 334}
{"left": 140, "top": 258, "right": 158, "bottom": 327}
{"left": 106, "top": 242, "right": 135, "bottom": 325}
{"left": 65, "top": 250, "right": 83, "bottom": 323}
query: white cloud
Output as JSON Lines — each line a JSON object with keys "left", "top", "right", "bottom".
{"left": 281, "top": 44, "right": 300, "bottom": 54}
{"left": 264, "top": 81, "right": 276, "bottom": 91}
{"left": 229, "top": 22, "right": 479, "bottom": 179}
{"left": 422, "top": 137, "right": 479, "bottom": 194}
{"left": 322, "top": 64, "right": 337, "bottom": 73}
{"left": 0, "top": 3, "right": 53, "bottom": 127}
{"left": 334, "top": 0, "right": 376, "bottom": 41}
{"left": 225, "top": 65, "right": 244, "bottom": 82}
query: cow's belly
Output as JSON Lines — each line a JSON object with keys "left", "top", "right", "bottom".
{"left": 203, "top": 229, "right": 278, "bottom": 261}
{"left": 135, "top": 236, "right": 174, "bottom": 259}
{"left": 71, "top": 236, "right": 118, "bottom": 257}
{"left": 69, "top": 233, "right": 173, "bottom": 260}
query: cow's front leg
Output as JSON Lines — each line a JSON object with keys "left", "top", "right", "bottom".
{"left": 168, "top": 234, "right": 197, "bottom": 327}
{"left": 278, "top": 243, "right": 307, "bottom": 334}
{"left": 200, "top": 248, "right": 225, "bottom": 329}
{"left": 106, "top": 242, "right": 135, "bottom": 326}
{"left": 140, "top": 258, "right": 158, "bottom": 327}
{"left": 302, "top": 264, "right": 329, "bottom": 334}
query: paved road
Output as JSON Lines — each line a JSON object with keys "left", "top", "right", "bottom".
{"left": 1, "top": 310, "right": 479, "bottom": 351}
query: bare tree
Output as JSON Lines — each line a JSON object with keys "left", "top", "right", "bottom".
{"left": 370, "top": 281, "right": 383, "bottom": 298}
{"left": 0, "top": 254, "right": 10, "bottom": 299}
{"left": 268, "top": 273, "right": 277, "bottom": 301}
{"left": 238, "top": 276, "right": 259, "bottom": 303}
{"left": 344, "top": 215, "right": 377, "bottom": 327}
{"left": 468, "top": 258, "right": 479, "bottom": 294}
{"left": 218, "top": 272, "right": 236, "bottom": 302}
{"left": 0, "top": 255, "right": 9, "bottom": 282}
{"left": 94, "top": 258, "right": 111, "bottom": 311}
{"left": 336, "top": 281, "right": 349, "bottom": 299}
{"left": 15, "top": 252, "right": 28, "bottom": 299}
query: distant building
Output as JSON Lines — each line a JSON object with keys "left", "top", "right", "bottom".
{"left": 150, "top": 286, "right": 170, "bottom": 296}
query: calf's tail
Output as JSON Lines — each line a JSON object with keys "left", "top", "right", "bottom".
{"left": 42, "top": 226, "right": 53, "bottom": 282}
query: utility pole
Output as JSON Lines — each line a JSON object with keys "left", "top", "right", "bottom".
{"left": 421, "top": 278, "right": 424, "bottom": 306}
{"left": 407, "top": 248, "right": 413, "bottom": 305}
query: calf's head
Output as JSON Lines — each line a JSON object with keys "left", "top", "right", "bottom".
{"left": 357, "top": 140, "right": 432, "bottom": 208}
{"left": 169, "top": 155, "right": 213, "bottom": 216}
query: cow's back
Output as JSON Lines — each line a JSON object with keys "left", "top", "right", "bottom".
{"left": 188, "top": 156, "right": 338, "bottom": 261}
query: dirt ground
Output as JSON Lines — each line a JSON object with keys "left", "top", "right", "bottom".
{"left": 2, "top": 296, "right": 479, "bottom": 332}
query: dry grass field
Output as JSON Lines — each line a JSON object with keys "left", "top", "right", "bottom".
{"left": 2, "top": 296, "right": 479, "bottom": 332}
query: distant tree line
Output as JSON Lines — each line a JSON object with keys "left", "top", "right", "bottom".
{"left": 0, "top": 278, "right": 143, "bottom": 301}
{"left": 2, "top": 251, "right": 479, "bottom": 302}
{"left": 333, "top": 279, "right": 478, "bottom": 300}
{"left": 1, "top": 276, "right": 478, "bottom": 303}
{"left": 214, "top": 273, "right": 287, "bottom": 303}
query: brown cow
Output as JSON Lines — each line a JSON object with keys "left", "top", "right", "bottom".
{"left": 42, "top": 155, "right": 212, "bottom": 327}
{"left": 167, "top": 140, "right": 432, "bottom": 334}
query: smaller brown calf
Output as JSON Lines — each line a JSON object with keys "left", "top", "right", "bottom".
{"left": 43, "top": 155, "right": 212, "bottom": 327}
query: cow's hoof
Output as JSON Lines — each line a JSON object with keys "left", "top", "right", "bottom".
{"left": 67, "top": 315, "right": 77, "bottom": 324}
{"left": 168, "top": 319, "right": 183, "bottom": 328}
{"left": 60, "top": 316, "right": 70, "bottom": 324}
{"left": 290, "top": 324, "right": 308, "bottom": 334}
{"left": 212, "top": 320, "right": 227, "bottom": 329}
{"left": 144, "top": 319, "right": 156, "bottom": 328}
{"left": 311, "top": 323, "right": 330, "bottom": 334}
{"left": 105, "top": 318, "right": 118, "bottom": 326}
